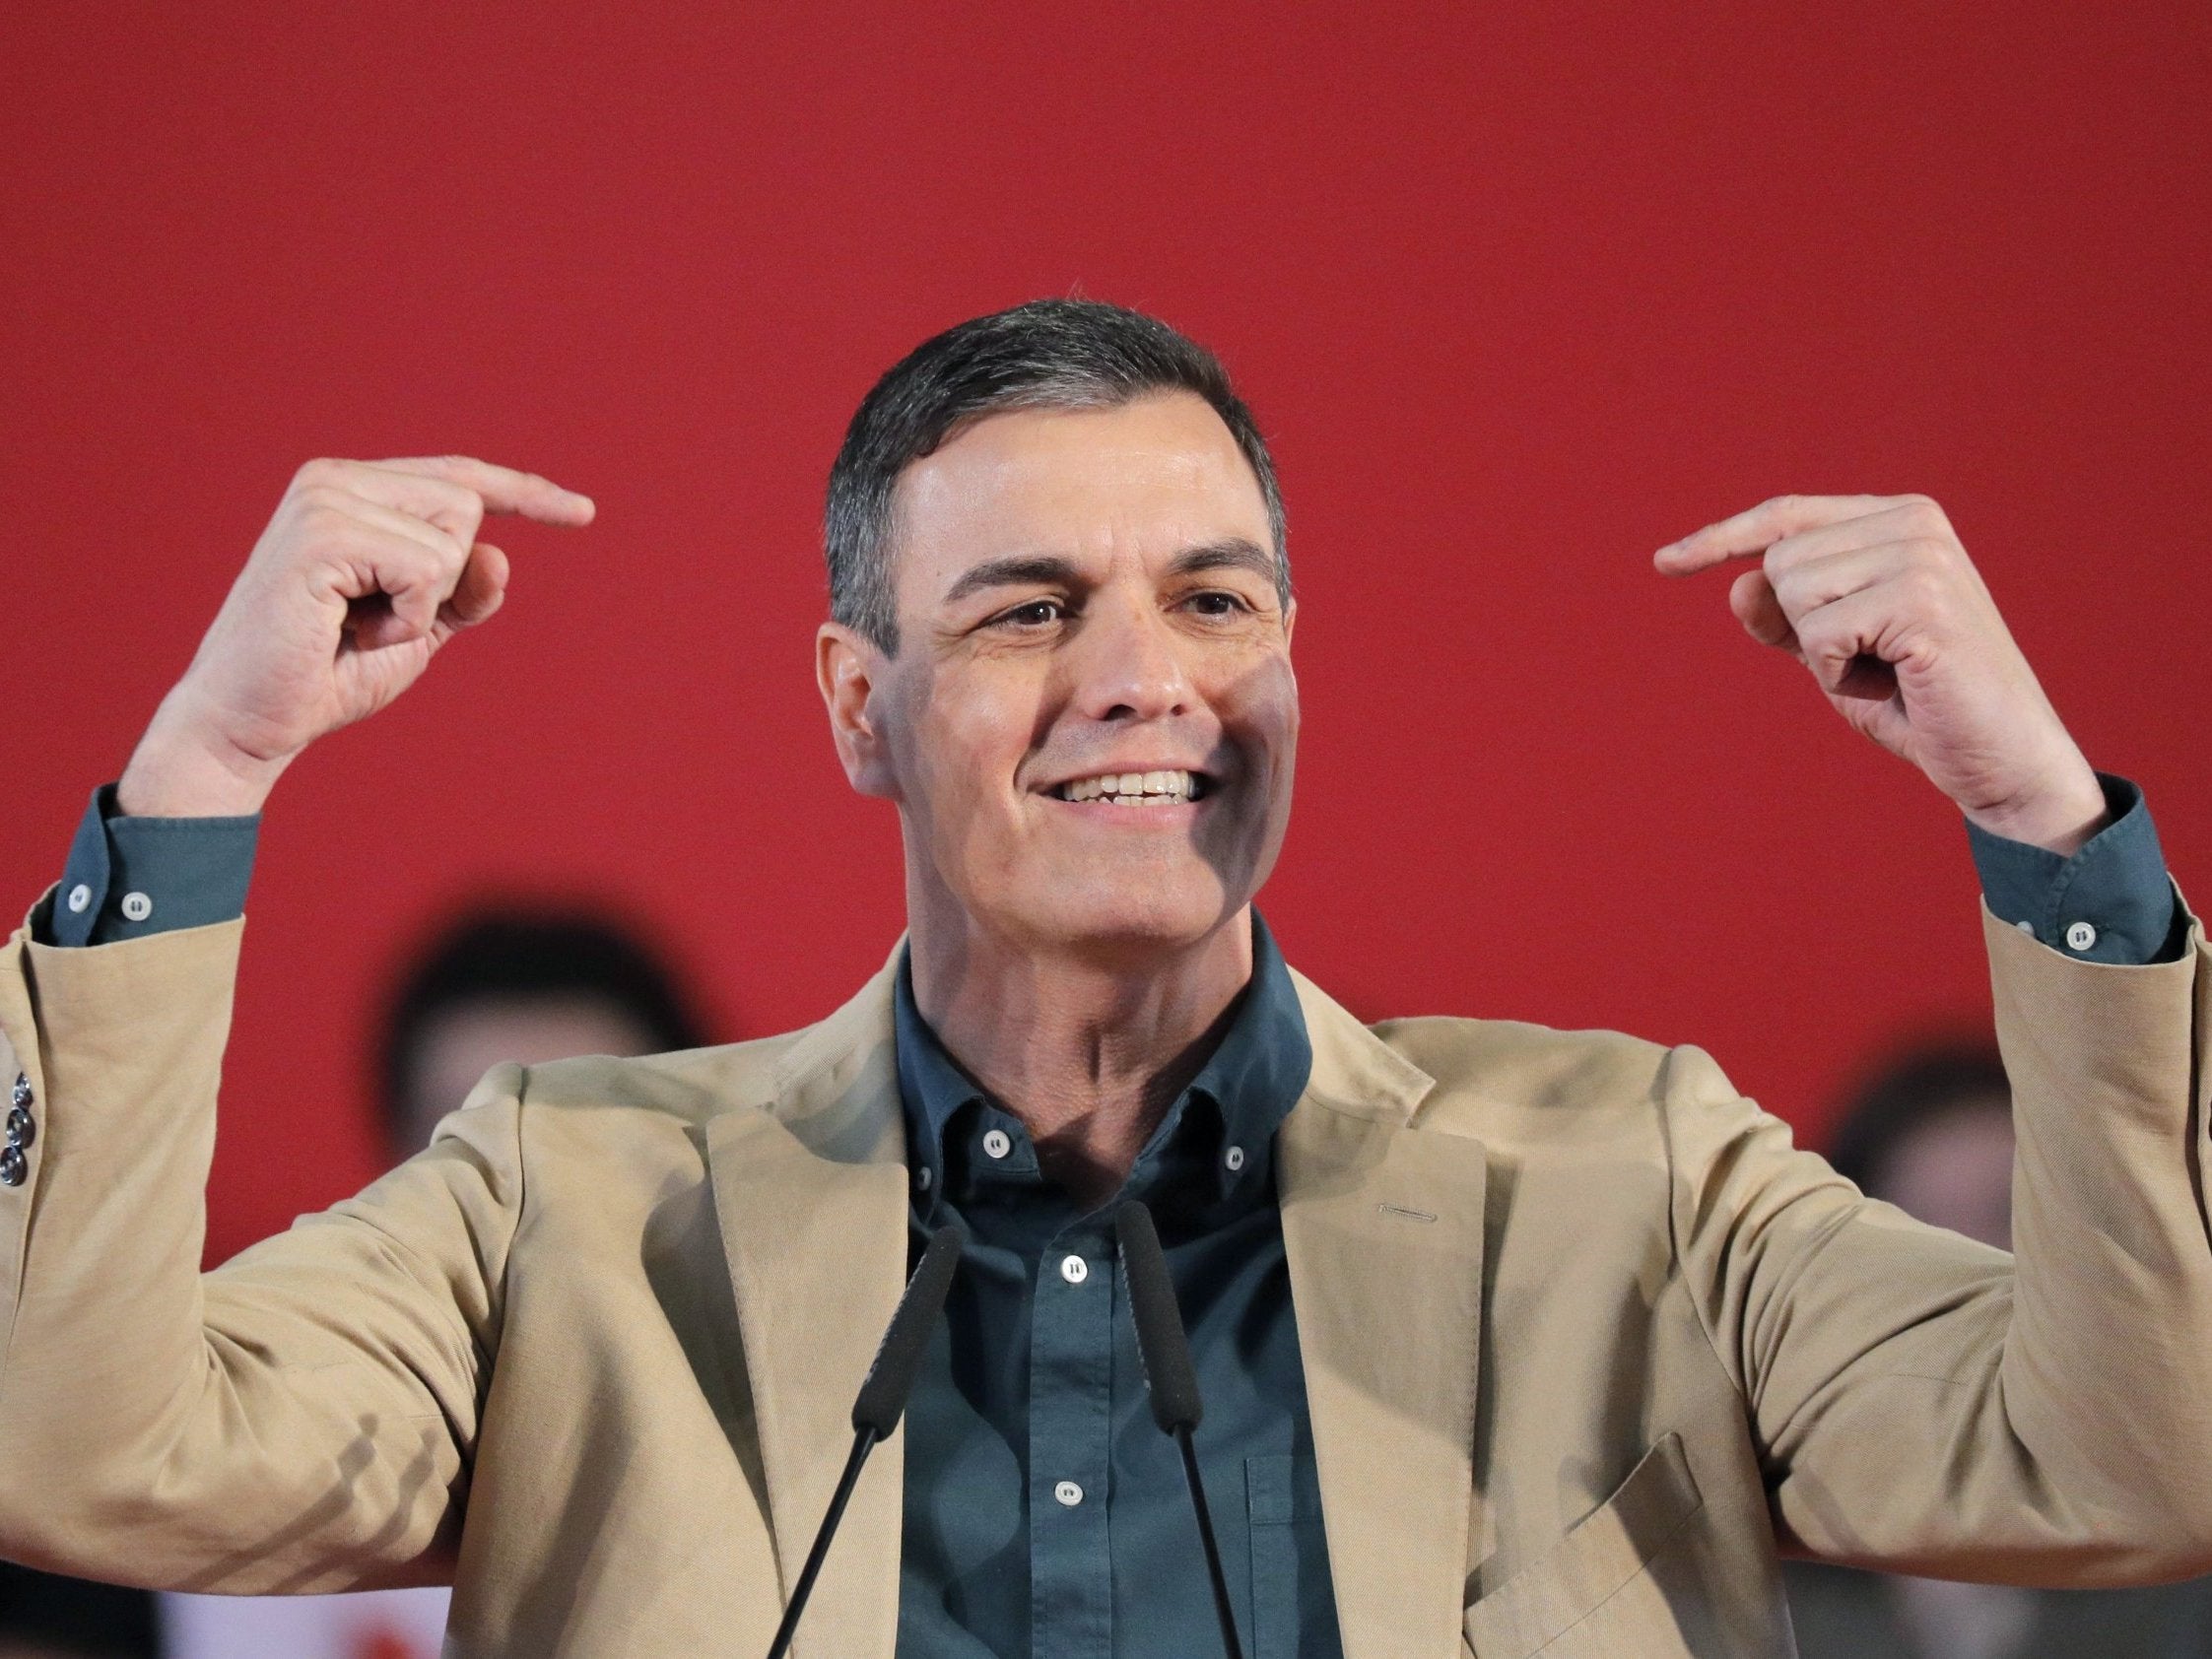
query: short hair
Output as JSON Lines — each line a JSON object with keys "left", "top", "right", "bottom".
{"left": 825, "top": 298, "right": 1289, "bottom": 654}
{"left": 1825, "top": 1040, "right": 2011, "bottom": 1198}
{"left": 375, "top": 906, "right": 708, "bottom": 1149}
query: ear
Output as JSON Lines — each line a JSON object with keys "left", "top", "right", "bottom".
{"left": 1282, "top": 595, "right": 1297, "bottom": 647}
{"left": 816, "top": 623, "right": 902, "bottom": 800}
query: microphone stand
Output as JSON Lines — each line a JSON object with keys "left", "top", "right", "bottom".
{"left": 1173, "top": 1419, "right": 1241, "bottom": 1659}
{"left": 1116, "top": 1201, "right": 1245, "bottom": 1659}
{"left": 763, "top": 1426, "right": 880, "bottom": 1659}
{"left": 764, "top": 1222, "right": 967, "bottom": 1659}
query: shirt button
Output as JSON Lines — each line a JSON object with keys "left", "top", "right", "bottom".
{"left": 65, "top": 884, "right": 93, "bottom": 915}
{"left": 2065, "top": 921, "right": 2098, "bottom": 953}
{"left": 981, "top": 1128, "right": 1012, "bottom": 1160}
{"left": 1224, "top": 1145, "right": 1246, "bottom": 1172}
{"left": 0, "top": 1145, "right": 24, "bottom": 1188}
{"left": 2015, "top": 919, "right": 2036, "bottom": 936}
{"left": 120, "top": 892, "right": 154, "bottom": 923}
{"left": 10, "top": 1074, "right": 29, "bottom": 1111}
{"left": 1059, "top": 1253, "right": 1088, "bottom": 1285}
{"left": 1053, "top": 1480, "right": 1084, "bottom": 1507}
{"left": 915, "top": 1165, "right": 933, "bottom": 1192}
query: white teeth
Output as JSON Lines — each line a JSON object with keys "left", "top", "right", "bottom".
{"left": 1059, "top": 769, "right": 1198, "bottom": 804}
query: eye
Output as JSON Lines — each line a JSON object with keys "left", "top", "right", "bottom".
{"left": 1180, "top": 589, "right": 1251, "bottom": 618}
{"left": 987, "top": 597, "right": 1068, "bottom": 630}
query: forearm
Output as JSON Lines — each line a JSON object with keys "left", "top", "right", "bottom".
{"left": 1676, "top": 896, "right": 2212, "bottom": 1584}
{"left": 1988, "top": 896, "right": 2212, "bottom": 1536}
{"left": 0, "top": 911, "right": 507, "bottom": 1591}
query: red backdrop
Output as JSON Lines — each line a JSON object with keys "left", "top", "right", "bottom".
{"left": 5, "top": 4, "right": 2207, "bottom": 1264}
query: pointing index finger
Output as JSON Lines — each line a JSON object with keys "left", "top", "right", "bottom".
{"left": 369, "top": 455, "right": 596, "bottom": 526}
{"left": 1653, "top": 493, "right": 1888, "bottom": 574}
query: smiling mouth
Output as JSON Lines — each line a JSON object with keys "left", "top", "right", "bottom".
{"left": 1048, "top": 769, "right": 1211, "bottom": 806}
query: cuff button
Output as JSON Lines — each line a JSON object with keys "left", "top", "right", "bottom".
{"left": 9, "top": 1074, "right": 29, "bottom": 1110}
{"left": 0, "top": 1145, "right": 25, "bottom": 1187}
{"left": 2064, "top": 921, "right": 2099, "bottom": 953}
{"left": 120, "top": 892, "right": 154, "bottom": 923}
{"left": 65, "top": 884, "right": 92, "bottom": 914}
{"left": 5, "top": 1107, "right": 32, "bottom": 1150}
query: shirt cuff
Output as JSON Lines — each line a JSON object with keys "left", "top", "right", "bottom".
{"left": 43, "top": 784, "right": 260, "bottom": 947}
{"left": 1966, "top": 773, "right": 2182, "bottom": 965}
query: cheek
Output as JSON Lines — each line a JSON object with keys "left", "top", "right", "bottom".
{"left": 902, "top": 676, "right": 1043, "bottom": 829}
{"left": 1223, "top": 656, "right": 1301, "bottom": 779}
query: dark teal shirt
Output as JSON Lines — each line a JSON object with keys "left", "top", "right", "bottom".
{"left": 893, "top": 917, "right": 1337, "bottom": 1657}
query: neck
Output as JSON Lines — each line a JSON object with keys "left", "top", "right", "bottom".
{"left": 907, "top": 899, "right": 1255, "bottom": 1210}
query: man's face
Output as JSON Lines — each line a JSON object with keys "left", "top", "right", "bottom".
{"left": 819, "top": 391, "right": 1298, "bottom": 959}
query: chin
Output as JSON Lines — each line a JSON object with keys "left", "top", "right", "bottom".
{"left": 1015, "top": 873, "right": 1247, "bottom": 960}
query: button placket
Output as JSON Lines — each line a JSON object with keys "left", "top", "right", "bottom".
{"left": 1028, "top": 1231, "right": 1114, "bottom": 1653}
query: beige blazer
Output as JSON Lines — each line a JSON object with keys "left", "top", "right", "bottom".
{"left": 1, "top": 900, "right": 2209, "bottom": 1658}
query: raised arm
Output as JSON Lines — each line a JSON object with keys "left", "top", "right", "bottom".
{"left": 0, "top": 457, "right": 588, "bottom": 1588}
{"left": 1656, "top": 493, "right": 2212, "bottom": 1578}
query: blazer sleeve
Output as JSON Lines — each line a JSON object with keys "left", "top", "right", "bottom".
{"left": 0, "top": 896, "right": 525, "bottom": 1594}
{"left": 1665, "top": 896, "right": 2212, "bottom": 1587}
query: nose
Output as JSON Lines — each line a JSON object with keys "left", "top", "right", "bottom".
{"left": 1069, "top": 595, "right": 1195, "bottom": 723}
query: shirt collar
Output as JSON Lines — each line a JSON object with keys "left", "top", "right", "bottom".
{"left": 894, "top": 911, "right": 1313, "bottom": 1215}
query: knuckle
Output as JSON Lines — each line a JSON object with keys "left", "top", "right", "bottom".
{"left": 1900, "top": 563, "right": 1949, "bottom": 613}
{"left": 291, "top": 457, "right": 347, "bottom": 492}
{"left": 1903, "top": 496, "right": 1950, "bottom": 533}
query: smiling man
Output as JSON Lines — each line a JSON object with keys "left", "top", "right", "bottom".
{"left": 0, "top": 300, "right": 2208, "bottom": 1659}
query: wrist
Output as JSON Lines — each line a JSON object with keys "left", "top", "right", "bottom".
{"left": 118, "top": 699, "right": 288, "bottom": 818}
{"left": 1962, "top": 760, "right": 2109, "bottom": 858}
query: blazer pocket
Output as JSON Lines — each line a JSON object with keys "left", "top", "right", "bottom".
{"left": 1461, "top": 1433, "right": 1706, "bottom": 1659}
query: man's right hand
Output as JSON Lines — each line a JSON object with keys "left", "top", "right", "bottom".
{"left": 117, "top": 456, "right": 594, "bottom": 818}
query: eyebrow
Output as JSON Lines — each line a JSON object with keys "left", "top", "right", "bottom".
{"left": 942, "top": 556, "right": 1084, "bottom": 606}
{"left": 1166, "top": 538, "right": 1278, "bottom": 586}
{"left": 939, "top": 539, "right": 1280, "bottom": 606}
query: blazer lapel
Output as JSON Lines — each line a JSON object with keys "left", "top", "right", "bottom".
{"left": 1282, "top": 970, "right": 1488, "bottom": 1659}
{"left": 707, "top": 958, "right": 910, "bottom": 1659}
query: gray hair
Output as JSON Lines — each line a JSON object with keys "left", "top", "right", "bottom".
{"left": 825, "top": 298, "right": 1289, "bottom": 654}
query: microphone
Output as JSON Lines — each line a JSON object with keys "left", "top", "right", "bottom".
{"left": 1115, "top": 1201, "right": 1245, "bottom": 1659}
{"left": 765, "top": 1221, "right": 967, "bottom": 1659}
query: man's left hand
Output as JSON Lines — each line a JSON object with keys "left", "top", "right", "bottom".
{"left": 1656, "top": 493, "right": 2108, "bottom": 856}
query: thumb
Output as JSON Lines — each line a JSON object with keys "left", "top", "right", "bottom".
{"left": 436, "top": 542, "right": 509, "bottom": 638}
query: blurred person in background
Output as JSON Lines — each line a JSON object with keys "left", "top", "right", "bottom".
{"left": 159, "top": 907, "right": 710, "bottom": 1659}
{"left": 1785, "top": 1043, "right": 2212, "bottom": 1659}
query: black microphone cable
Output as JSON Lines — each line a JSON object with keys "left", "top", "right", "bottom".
{"left": 1115, "top": 1200, "right": 1245, "bottom": 1659}
{"left": 765, "top": 1220, "right": 968, "bottom": 1659}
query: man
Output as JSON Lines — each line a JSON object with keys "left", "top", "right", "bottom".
{"left": 1785, "top": 1044, "right": 2212, "bottom": 1659}
{"left": 0, "top": 299, "right": 2204, "bottom": 1659}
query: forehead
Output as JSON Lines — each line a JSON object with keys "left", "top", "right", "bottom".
{"left": 889, "top": 392, "right": 1273, "bottom": 592}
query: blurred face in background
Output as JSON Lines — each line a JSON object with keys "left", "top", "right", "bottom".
{"left": 834, "top": 392, "right": 1299, "bottom": 962}
{"left": 392, "top": 996, "right": 663, "bottom": 1160}
{"left": 1871, "top": 1091, "right": 2016, "bottom": 1251}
